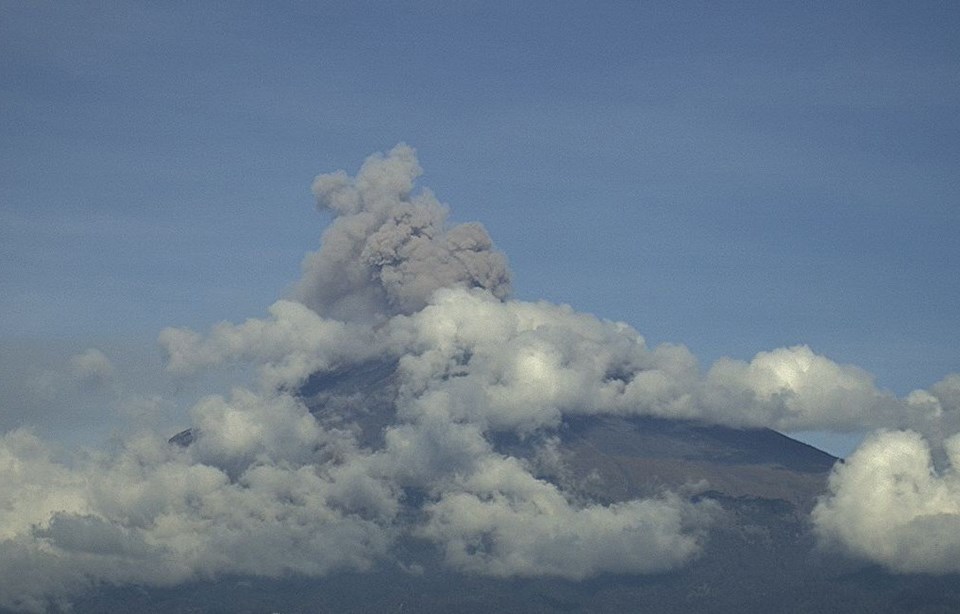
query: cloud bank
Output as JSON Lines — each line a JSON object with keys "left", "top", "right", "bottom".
{"left": 162, "top": 286, "right": 958, "bottom": 437}
{"left": 2, "top": 145, "right": 959, "bottom": 610}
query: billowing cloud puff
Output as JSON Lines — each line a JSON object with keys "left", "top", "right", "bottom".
{"left": 0, "top": 392, "right": 397, "bottom": 612}
{"left": 420, "top": 455, "right": 713, "bottom": 579}
{"left": 386, "top": 288, "right": 702, "bottom": 433}
{"left": 812, "top": 429, "right": 960, "bottom": 573}
{"left": 292, "top": 144, "right": 511, "bottom": 322}
{"left": 702, "top": 346, "right": 918, "bottom": 431}
{"left": 160, "top": 300, "right": 377, "bottom": 389}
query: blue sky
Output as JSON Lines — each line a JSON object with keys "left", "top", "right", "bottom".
{"left": 2, "top": 1, "right": 959, "bottom": 454}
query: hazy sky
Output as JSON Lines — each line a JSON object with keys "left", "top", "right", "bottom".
{"left": 3, "top": 3, "right": 959, "bottom": 440}
{"left": 2, "top": 4, "right": 960, "bottom": 607}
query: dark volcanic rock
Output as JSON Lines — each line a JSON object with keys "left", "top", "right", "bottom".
{"left": 168, "top": 428, "right": 194, "bottom": 447}
{"left": 550, "top": 415, "right": 836, "bottom": 509}
{"left": 299, "top": 359, "right": 400, "bottom": 448}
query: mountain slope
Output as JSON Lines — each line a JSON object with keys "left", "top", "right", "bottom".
{"left": 61, "top": 421, "right": 960, "bottom": 614}
{"left": 549, "top": 415, "right": 835, "bottom": 506}
{"left": 108, "top": 363, "right": 956, "bottom": 614}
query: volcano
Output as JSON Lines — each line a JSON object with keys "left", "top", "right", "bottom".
{"left": 89, "top": 362, "right": 952, "bottom": 614}
{"left": 11, "top": 144, "right": 959, "bottom": 613}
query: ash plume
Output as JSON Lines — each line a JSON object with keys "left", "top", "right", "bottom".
{"left": 292, "top": 144, "right": 511, "bottom": 322}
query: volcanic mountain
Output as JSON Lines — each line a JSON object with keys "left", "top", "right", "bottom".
{"left": 294, "top": 359, "right": 836, "bottom": 508}
{"left": 14, "top": 145, "right": 959, "bottom": 613}
{"left": 106, "top": 361, "right": 957, "bottom": 614}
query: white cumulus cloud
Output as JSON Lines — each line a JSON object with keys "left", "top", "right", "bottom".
{"left": 813, "top": 429, "right": 960, "bottom": 573}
